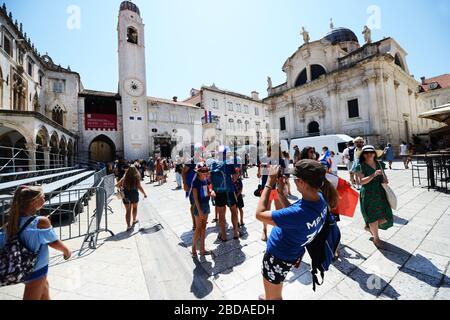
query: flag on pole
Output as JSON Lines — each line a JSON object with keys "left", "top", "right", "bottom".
{"left": 209, "top": 111, "right": 212, "bottom": 123}
{"left": 204, "top": 110, "right": 208, "bottom": 124}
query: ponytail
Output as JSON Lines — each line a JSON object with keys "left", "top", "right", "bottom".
{"left": 6, "top": 186, "right": 43, "bottom": 239}
{"left": 321, "top": 179, "right": 339, "bottom": 210}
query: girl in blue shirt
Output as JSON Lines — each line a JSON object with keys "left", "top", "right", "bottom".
{"left": 256, "top": 160, "right": 339, "bottom": 300}
{"left": 0, "top": 186, "right": 71, "bottom": 300}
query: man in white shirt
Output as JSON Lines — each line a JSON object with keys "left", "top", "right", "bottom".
{"left": 399, "top": 142, "right": 409, "bottom": 169}
{"left": 343, "top": 141, "right": 356, "bottom": 185}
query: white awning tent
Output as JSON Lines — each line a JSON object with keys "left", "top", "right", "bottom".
{"left": 419, "top": 103, "right": 450, "bottom": 126}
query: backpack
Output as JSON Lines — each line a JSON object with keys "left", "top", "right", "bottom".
{"left": 209, "top": 161, "right": 227, "bottom": 193}
{"left": 348, "top": 147, "right": 355, "bottom": 162}
{"left": 0, "top": 217, "right": 40, "bottom": 287}
{"left": 305, "top": 208, "right": 341, "bottom": 291}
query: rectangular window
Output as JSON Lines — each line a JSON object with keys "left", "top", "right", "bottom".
{"left": 228, "top": 102, "right": 233, "bottom": 112}
{"left": 38, "top": 72, "right": 44, "bottom": 86}
{"left": 280, "top": 117, "right": 286, "bottom": 131}
{"left": 17, "top": 49, "right": 24, "bottom": 65}
{"left": 348, "top": 99, "right": 359, "bottom": 118}
{"left": 53, "top": 81, "right": 64, "bottom": 93}
{"left": 244, "top": 105, "right": 249, "bottom": 114}
{"left": 236, "top": 103, "right": 241, "bottom": 112}
{"left": 3, "top": 35, "right": 12, "bottom": 57}
{"left": 212, "top": 99, "right": 219, "bottom": 109}
{"left": 27, "top": 60, "right": 33, "bottom": 77}
{"left": 255, "top": 106, "right": 259, "bottom": 116}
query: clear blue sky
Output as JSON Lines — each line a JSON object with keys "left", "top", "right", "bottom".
{"left": 6, "top": 0, "right": 450, "bottom": 100}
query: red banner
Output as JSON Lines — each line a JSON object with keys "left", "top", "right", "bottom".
{"left": 85, "top": 113, "right": 117, "bottom": 131}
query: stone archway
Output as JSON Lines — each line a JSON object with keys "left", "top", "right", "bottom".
{"left": 36, "top": 126, "right": 50, "bottom": 170}
{"left": 308, "top": 121, "right": 320, "bottom": 136}
{"left": 0, "top": 126, "right": 29, "bottom": 172}
{"left": 89, "top": 135, "right": 116, "bottom": 163}
{"left": 49, "top": 132, "right": 59, "bottom": 168}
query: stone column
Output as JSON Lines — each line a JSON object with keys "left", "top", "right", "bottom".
{"left": 327, "top": 84, "right": 339, "bottom": 133}
{"left": 25, "top": 143, "right": 37, "bottom": 171}
{"left": 42, "top": 146, "right": 51, "bottom": 169}
{"left": 288, "top": 102, "right": 295, "bottom": 138}
{"left": 363, "top": 73, "right": 380, "bottom": 145}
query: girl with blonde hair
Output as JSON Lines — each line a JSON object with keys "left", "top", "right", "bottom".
{"left": 0, "top": 186, "right": 72, "bottom": 300}
{"left": 116, "top": 165, "right": 148, "bottom": 231}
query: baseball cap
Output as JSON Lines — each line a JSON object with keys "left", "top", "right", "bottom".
{"left": 289, "top": 159, "right": 326, "bottom": 189}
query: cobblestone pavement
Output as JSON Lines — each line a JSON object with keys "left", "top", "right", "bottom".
{"left": 1, "top": 161, "right": 449, "bottom": 300}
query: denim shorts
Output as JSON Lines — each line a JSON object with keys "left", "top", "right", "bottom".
{"left": 24, "top": 265, "right": 48, "bottom": 283}
{"left": 194, "top": 201, "right": 211, "bottom": 217}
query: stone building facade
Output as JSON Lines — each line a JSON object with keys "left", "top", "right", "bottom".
{"left": 264, "top": 24, "right": 445, "bottom": 152}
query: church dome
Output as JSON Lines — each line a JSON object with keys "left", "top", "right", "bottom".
{"left": 120, "top": 1, "right": 140, "bottom": 16}
{"left": 323, "top": 27, "right": 359, "bottom": 44}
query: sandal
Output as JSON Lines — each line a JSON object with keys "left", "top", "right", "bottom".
{"left": 200, "top": 250, "right": 213, "bottom": 256}
{"left": 191, "top": 251, "right": 197, "bottom": 258}
{"left": 217, "top": 235, "right": 227, "bottom": 242}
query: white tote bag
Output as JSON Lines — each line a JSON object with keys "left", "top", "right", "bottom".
{"left": 379, "top": 162, "right": 398, "bottom": 210}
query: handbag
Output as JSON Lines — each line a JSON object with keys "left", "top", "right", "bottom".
{"left": 378, "top": 162, "right": 397, "bottom": 210}
{"left": 116, "top": 188, "right": 125, "bottom": 200}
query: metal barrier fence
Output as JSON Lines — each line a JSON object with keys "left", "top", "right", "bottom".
{"left": 0, "top": 174, "right": 115, "bottom": 255}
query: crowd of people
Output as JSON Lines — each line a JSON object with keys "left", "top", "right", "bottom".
{"left": 1, "top": 137, "right": 400, "bottom": 300}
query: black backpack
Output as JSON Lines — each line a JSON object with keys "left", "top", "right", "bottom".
{"left": 348, "top": 147, "right": 355, "bottom": 162}
{"left": 305, "top": 208, "right": 341, "bottom": 291}
{"left": 0, "top": 217, "right": 40, "bottom": 287}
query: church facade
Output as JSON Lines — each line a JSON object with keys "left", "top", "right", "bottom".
{"left": 264, "top": 23, "right": 438, "bottom": 150}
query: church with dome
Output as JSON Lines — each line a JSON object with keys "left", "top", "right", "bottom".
{"left": 264, "top": 20, "right": 437, "bottom": 148}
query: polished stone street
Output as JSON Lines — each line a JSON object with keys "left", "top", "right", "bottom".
{"left": 1, "top": 162, "right": 449, "bottom": 300}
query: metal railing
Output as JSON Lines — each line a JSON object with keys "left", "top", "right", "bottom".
{"left": 0, "top": 145, "right": 101, "bottom": 174}
{"left": 0, "top": 173, "right": 115, "bottom": 254}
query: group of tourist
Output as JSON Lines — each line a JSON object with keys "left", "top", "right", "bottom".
{"left": 0, "top": 136, "right": 398, "bottom": 300}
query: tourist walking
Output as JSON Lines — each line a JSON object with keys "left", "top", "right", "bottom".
{"left": 190, "top": 164, "right": 212, "bottom": 257}
{"left": 281, "top": 151, "right": 292, "bottom": 196}
{"left": 116, "top": 166, "right": 148, "bottom": 231}
{"left": 175, "top": 156, "right": 183, "bottom": 190}
{"left": 0, "top": 186, "right": 72, "bottom": 300}
{"left": 355, "top": 145, "right": 394, "bottom": 249}
{"left": 147, "top": 157, "right": 155, "bottom": 183}
{"left": 399, "top": 141, "right": 409, "bottom": 169}
{"left": 155, "top": 158, "right": 164, "bottom": 185}
{"left": 343, "top": 141, "right": 356, "bottom": 185}
{"left": 330, "top": 151, "right": 339, "bottom": 175}
{"left": 383, "top": 143, "right": 395, "bottom": 169}
{"left": 256, "top": 161, "right": 339, "bottom": 300}
{"left": 232, "top": 168, "right": 245, "bottom": 227}
{"left": 350, "top": 137, "right": 365, "bottom": 189}
{"left": 242, "top": 153, "right": 249, "bottom": 178}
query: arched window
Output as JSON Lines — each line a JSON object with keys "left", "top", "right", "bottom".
{"left": 237, "top": 120, "right": 243, "bottom": 131}
{"left": 307, "top": 121, "right": 320, "bottom": 136}
{"left": 295, "top": 68, "right": 307, "bottom": 87}
{"left": 52, "top": 106, "right": 64, "bottom": 126}
{"left": 127, "top": 27, "right": 138, "bottom": 44}
{"left": 228, "top": 119, "right": 235, "bottom": 130}
{"left": 311, "top": 65, "right": 327, "bottom": 81}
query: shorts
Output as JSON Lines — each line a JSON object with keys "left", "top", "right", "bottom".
{"left": 236, "top": 194, "right": 244, "bottom": 209}
{"left": 261, "top": 252, "right": 297, "bottom": 285}
{"left": 194, "top": 201, "right": 211, "bottom": 216}
{"left": 24, "top": 265, "right": 48, "bottom": 283}
{"left": 215, "top": 192, "right": 237, "bottom": 208}
{"left": 123, "top": 190, "right": 139, "bottom": 204}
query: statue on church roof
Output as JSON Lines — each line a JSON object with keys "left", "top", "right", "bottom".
{"left": 330, "top": 18, "right": 334, "bottom": 29}
{"left": 301, "top": 26, "right": 310, "bottom": 44}
{"left": 267, "top": 76, "right": 273, "bottom": 89}
{"left": 362, "top": 25, "right": 372, "bottom": 44}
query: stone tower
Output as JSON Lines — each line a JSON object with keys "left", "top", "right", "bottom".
{"left": 118, "top": 1, "right": 149, "bottom": 160}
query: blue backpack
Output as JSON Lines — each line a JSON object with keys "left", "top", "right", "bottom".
{"left": 305, "top": 207, "right": 341, "bottom": 291}
{"left": 209, "top": 161, "right": 236, "bottom": 193}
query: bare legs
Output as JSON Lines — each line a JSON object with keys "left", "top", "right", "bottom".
{"left": 261, "top": 278, "right": 283, "bottom": 301}
{"left": 23, "top": 277, "right": 50, "bottom": 301}
{"left": 124, "top": 203, "right": 132, "bottom": 230}
{"left": 190, "top": 205, "right": 196, "bottom": 231}
{"left": 229, "top": 205, "right": 240, "bottom": 239}
{"left": 132, "top": 203, "right": 138, "bottom": 224}
{"left": 192, "top": 214, "right": 209, "bottom": 256}
{"left": 217, "top": 206, "right": 227, "bottom": 241}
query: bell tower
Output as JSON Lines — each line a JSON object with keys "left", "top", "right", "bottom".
{"left": 118, "top": 1, "right": 149, "bottom": 160}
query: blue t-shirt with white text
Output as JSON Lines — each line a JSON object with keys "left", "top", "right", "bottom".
{"left": 267, "top": 193, "right": 328, "bottom": 262}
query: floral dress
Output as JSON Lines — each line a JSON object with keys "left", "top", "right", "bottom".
{"left": 355, "top": 162, "right": 393, "bottom": 230}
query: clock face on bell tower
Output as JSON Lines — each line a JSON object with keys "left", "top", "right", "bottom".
{"left": 124, "top": 78, "right": 144, "bottom": 97}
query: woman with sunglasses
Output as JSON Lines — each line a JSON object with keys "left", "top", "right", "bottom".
{"left": 355, "top": 145, "right": 393, "bottom": 249}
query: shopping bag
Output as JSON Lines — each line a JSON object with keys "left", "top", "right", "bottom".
{"left": 332, "top": 179, "right": 359, "bottom": 218}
